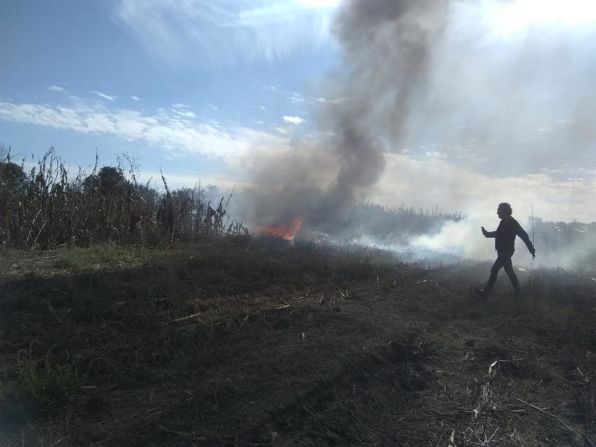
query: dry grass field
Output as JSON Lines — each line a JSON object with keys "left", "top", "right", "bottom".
{"left": 1, "top": 240, "right": 595, "bottom": 446}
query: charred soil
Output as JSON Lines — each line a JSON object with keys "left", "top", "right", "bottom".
{"left": 1, "top": 241, "right": 595, "bottom": 446}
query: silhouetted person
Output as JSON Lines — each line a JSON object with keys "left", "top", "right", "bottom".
{"left": 474, "top": 203, "right": 535, "bottom": 298}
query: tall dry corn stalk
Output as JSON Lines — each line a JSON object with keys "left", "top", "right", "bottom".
{"left": 0, "top": 146, "right": 247, "bottom": 249}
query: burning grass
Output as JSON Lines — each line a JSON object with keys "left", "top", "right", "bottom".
{"left": 261, "top": 218, "right": 303, "bottom": 241}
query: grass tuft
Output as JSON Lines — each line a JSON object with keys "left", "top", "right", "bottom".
{"left": 17, "top": 348, "right": 82, "bottom": 414}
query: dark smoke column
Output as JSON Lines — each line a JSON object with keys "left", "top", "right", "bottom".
{"left": 250, "top": 0, "right": 452, "bottom": 234}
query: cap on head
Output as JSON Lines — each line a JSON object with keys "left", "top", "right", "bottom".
{"left": 498, "top": 202, "right": 512, "bottom": 216}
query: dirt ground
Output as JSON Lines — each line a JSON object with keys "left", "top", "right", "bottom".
{"left": 1, "top": 240, "right": 595, "bottom": 446}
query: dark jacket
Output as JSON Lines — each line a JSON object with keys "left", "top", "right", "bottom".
{"left": 484, "top": 216, "right": 534, "bottom": 255}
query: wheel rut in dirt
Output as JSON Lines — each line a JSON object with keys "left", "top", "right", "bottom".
{"left": 235, "top": 334, "right": 434, "bottom": 446}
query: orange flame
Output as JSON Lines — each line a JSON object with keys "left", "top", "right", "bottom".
{"left": 262, "top": 218, "right": 303, "bottom": 241}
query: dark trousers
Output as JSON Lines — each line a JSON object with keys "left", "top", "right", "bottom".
{"left": 484, "top": 251, "right": 520, "bottom": 295}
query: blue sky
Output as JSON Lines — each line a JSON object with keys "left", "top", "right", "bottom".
{"left": 0, "top": 0, "right": 340, "bottom": 185}
{"left": 2, "top": 0, "right": 596, "bottom": 224}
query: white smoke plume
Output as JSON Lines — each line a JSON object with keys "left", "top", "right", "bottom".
{"left": 244, "top": 0, "right": 596, "bottom": 267}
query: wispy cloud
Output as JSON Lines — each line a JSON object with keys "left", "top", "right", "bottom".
{"left": 47, "top": 85, "right": 65, "bottom": 92}
{"left": 0, "top": 100, "right": 287, "bottom": 163}
{"left": 171, "top": 108, "right": 196, "bottom": 119}
{"left": 113, "top": 0, "right": 338, "bottom": 67}
{"left": 130, "top": 95, "right": 140, "bottom": 101}
{"left": 138, "top": 168, "right": 248, "bottom": 190}
{"left": 283, "top": 115, "right": 304, "bottom": 125}
{"left": 287, "top": 92, "right": 306, "bottom": 104}
{"left": 92, "top": 91, "right": 117, "bottom": 101}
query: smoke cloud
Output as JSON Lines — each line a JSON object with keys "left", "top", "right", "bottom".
{"left": 244, "top": 0, "right": 596, "bottom": 267}
{"left": 247, "top": 0, "right": 452, "bottom": 232}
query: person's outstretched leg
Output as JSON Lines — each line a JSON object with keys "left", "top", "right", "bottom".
{"left": 482, "top": 256, "right": 505, "bottom": 297}
{"left": 503, "top": 256, "right": 521, "bottom": 295}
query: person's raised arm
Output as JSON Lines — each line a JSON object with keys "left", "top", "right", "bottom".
{"left": 481, "top": 226, "right": 496, "bottom": 238}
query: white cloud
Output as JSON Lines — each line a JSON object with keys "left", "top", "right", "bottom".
{"left": 130, "top": 95, "right": 140, "bottom": 101}
{"left": 47, "top": 85, "right": 65, "bottom": 93}
{"left": 283, "top": 115, "right": 305, "bottom": 125}
{"left": 113, "top": 0, "right": 338, "bottom": 66}
{"left": 287, "top": 93, "right": 306, "bottom": 104}
{"left": 171, "top": 108, "right": 196, "bottom": 119}
{"left": 92, "top": 91, "right": 117, "bottom": 101}
{"left": 0, "top": 100, "right": 288, "bottom": 164}
{"left": 316, "top": 96, "right": 349, "bottom": 105}
{"left": 138, "top": 168, "right": 248, "bottom": 191}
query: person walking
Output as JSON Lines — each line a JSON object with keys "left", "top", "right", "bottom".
{"left": 473, "top": 203, "right": 536, "bottom": 298}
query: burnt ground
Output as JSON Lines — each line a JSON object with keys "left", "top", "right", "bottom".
{"left": 1, "top": 240, "right": 595, "bottom": 446}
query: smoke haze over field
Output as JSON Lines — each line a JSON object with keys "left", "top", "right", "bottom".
{"left": 246, "top": 0, "right": 596, "bottom": 264}
{"left": 2, "top": 0, "right": 594, "bottom": 265}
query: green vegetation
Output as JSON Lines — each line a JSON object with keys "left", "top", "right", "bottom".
{"left": 17, "top": 344, "right": 82, "bottom": 414}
